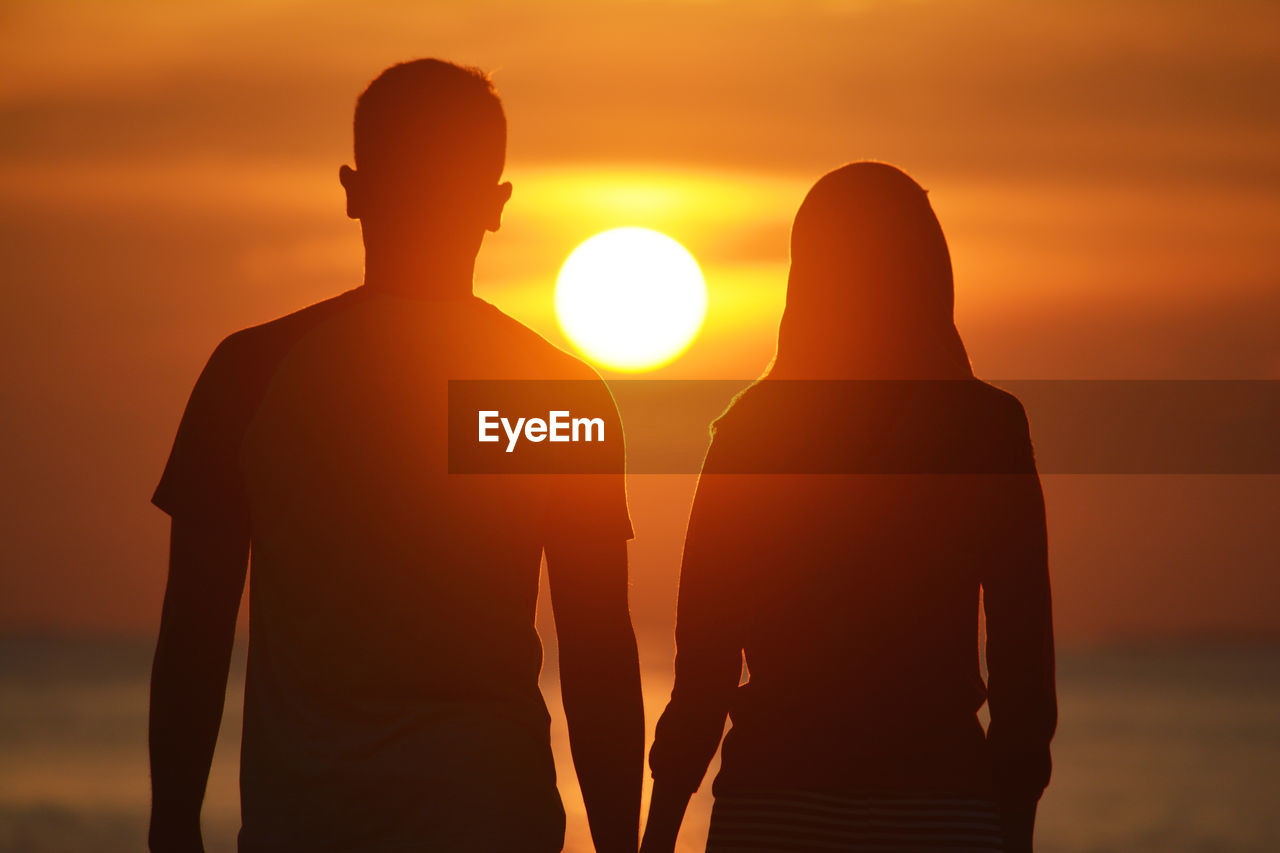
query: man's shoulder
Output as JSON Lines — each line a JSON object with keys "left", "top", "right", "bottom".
{"left": 216, "top": 287, "right": 365, "bottom": 363}
{"left": 474, "top": 298, "right": 603, "bottom": 383}
{"left": 190, "top": 287, "right": 367, "bottom": 408}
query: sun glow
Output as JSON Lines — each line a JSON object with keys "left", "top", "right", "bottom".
{"left": 554, "top": 227, "right": 708, "bottom": 372}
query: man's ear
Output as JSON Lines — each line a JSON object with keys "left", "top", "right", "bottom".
{"left": 338, "top": 165, "right": 360, "bottom": 219}
{"left": 485, "top": 181, "right": 514, "bottom": 233}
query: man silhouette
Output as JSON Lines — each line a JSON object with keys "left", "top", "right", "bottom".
{"left": 148, "top": 59, "right": 644, "bottom": 853}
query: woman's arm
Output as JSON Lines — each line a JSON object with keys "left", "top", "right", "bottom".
{"left": 981, "top": 400, "right": 1057, "bottom": 853}
{"left": 639, "top": 781, "right": 695, "bottom": 853}
{"left": 642, "top": 443, "right": 749, "bottom": 853}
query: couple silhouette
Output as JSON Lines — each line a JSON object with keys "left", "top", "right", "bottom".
{"left": 148, "top": 59, "right": 1056, "bottom": 853}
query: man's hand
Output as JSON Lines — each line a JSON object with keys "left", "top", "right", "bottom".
{"left": 146, "top": 819, "right": 205, "bottom": 853}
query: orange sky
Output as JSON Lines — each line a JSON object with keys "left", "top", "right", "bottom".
{"left": 1, "top": 0, "right": 1278, "bottom": 638}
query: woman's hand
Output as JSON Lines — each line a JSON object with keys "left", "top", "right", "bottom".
{"left": 998, "top": 797, "right": 1038, "bottom": 853}
{"left": 639, "top": 781, "right": 694, "bottom": 853}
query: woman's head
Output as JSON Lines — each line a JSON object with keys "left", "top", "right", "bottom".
{"left": 769, "top": 162, "right": 972, "bottom": 379}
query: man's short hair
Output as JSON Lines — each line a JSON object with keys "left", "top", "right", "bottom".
{"left": 353, "top": 59, "right": 506, "bottom": 181}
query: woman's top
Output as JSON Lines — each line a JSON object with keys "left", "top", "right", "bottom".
{"left": 647, "top": 378, "right": 1057, "bottom": 810}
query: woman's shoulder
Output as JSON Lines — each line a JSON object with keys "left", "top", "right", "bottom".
{"left": 963, "top": 380, "right": 1037, "bottom": 472}
{"left": 967, "top": 380, "right": 1033, "bottom": 438}
{"left": 714, "top": 378, "right": 1029, "bottom": 427}
{"left": 704, "top": 378, "right": 1036, "bottom": 475}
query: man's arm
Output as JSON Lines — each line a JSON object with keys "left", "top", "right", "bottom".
{"left": 545, "top": 536, "right": 644, "bottom": 853}
{"left": 148, "top": 517, "right": 248, "bottom": 853}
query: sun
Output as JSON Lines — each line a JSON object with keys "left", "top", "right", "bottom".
{"left": 555, "top": 227, "right": 708, "bottom": 372}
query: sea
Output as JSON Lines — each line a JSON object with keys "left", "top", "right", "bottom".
{"left": 1, "top": 636, "right": 1277, "bottom": 853}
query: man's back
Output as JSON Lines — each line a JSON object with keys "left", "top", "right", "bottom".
{"left": 153, "top": 287, "right": 631, "bottom": 851}
{"left": 151, "top": 60, "right": 643, "bottom": 853}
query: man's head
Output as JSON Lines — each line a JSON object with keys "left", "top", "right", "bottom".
{"left": 340, "top": 59, "right": 513, "bottom": 255}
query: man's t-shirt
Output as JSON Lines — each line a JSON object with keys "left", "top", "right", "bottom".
{"left": 152, "top": 287, "right": 632, "bottom": 852}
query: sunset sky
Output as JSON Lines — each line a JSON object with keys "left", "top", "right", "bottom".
{"left": 2, "top": 0, "right": 1278, "bottom": 639}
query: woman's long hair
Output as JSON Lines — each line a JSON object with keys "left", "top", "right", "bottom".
{"left": 766, "top": 162, "right": 973, "bottom": 380}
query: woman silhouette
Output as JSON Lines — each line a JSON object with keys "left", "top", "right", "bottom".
{"left": 641, "top": 163, "right": 1056, "bottom": 853}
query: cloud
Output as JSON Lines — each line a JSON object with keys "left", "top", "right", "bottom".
{"left": 2, "top": 0, "right": 1277, "bottom": 186}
